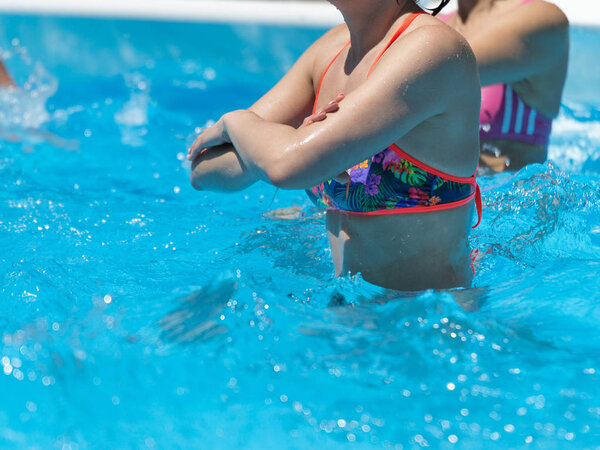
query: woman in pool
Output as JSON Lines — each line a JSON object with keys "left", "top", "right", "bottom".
{"left": 188, "top": 0, "right": 482, "bottom": 291}
{"left": 440, "top": 0, "right": 569, "bottom": 172}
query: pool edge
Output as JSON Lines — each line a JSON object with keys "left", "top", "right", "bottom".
{"left": 0, "top": 0, "right": 598, "bottom": 28}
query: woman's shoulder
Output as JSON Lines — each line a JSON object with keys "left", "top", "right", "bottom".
{"left": 322, "top": 23, "right": 350, "bottom": 40}
{"left": 511, "top": 0, "right": 569, "bottom": 33}
{"left": 386, "top": 16, "right": 478, "bottom": 78}
{"left": 502, "top": 0, "right": 569, "bottom": 59}
{"left": 522, "top": 0, "right": 569, "bottom": 22}
{"left": 305, "top": 24, "right": 350, "bottom": 77}
{"left": 368, "top": 17, "right": 480, "bottom": 117}
{"left": 311, "top": 24, "right": 350, "bottom": 57}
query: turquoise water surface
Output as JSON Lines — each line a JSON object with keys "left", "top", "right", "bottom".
{"left": 1, "top": 16, "right": 600, "bottom": 448}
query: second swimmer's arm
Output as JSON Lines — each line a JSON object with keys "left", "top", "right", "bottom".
{"left": 467, "top": 2, "right": 568, "bottom": 86}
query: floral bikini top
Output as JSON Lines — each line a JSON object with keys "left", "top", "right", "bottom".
{"left": 308, "top": 12, "right": 482, "bottom": 228}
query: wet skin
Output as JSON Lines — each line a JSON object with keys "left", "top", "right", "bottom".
{"left": 326, "top": 203, "right": 475, "bottom": 291}
{"left": 188, "top": 1, "right": 480, "bottom": 290}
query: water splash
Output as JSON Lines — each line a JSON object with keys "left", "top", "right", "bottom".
{"left": 549, "top": 103, "right": 600, "bottom": 173}
{"left": 1, "top": 18, "right": 600, "bottom": 448}
{"left": 0, "top": 39, "right": 57, "bottom": 129}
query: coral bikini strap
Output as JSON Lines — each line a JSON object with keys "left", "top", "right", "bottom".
{"left": 313, "top": 42, "right": 350, "bottom": 114}
{"left": 313, "top": 12, "right": 424, "bottom": 113}
{"left": 473, "top": 183, "right": 482, "bottom": 229}
{"left": 390, "top": 144, "right": 482, "bottom": 228}
{"left": 367, "top": 12, "right": 424, "bottom": 78}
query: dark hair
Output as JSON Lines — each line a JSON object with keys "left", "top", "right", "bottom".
{"left": 425, "top": 0, "right": 451, "bottom": 16}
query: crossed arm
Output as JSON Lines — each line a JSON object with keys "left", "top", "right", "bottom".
{"left": 189, "top": 24, "right": 477, "bottom": 192}
{"left": 188, "top": 32, "right": 321, "bottom": 192}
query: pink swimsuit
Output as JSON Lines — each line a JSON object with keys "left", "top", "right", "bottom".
{"left": 479, "top": 83, "right": 552, "bottom": 147}
{"left": 440, "top": 0, "right": 553, "bottom": 147}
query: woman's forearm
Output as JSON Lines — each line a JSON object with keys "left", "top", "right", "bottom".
{"left": 188, "top": 111, "right": 307, "bottom": 192}
{"left": 190, "top": 92, "right": 346, "bottom": 191}
{"left": 190, "top": 144, "right": 258, "bottom": 192}
{"left": 224, "top": 110, "right": 311, "bottom": 188}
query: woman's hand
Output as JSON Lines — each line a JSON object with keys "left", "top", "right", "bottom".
{"left": 187, "top": 116, "right": 231, "bottom": 161}
{"left": 188, "top": 94, "right": 345, "bottom": 162}
{"left": 188, "top": 94, "right": 350, "bottom": 183}
{"left": 300, "top": 93, "right": 345, "bottom": 128}
{"left": 299, "top": 93, "right": 350, "bottom": 184}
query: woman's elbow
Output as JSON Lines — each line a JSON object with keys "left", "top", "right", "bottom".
{"left": 266, "top": 166, "right": 289, "bottom": 189}
{"left": 189, "top": 159, "right": 205, "bottom": 190}
{"left": 190, "top": 171, "right": 204, "bottom": 191}
{"left": 265, "top": 162, "right": 301, "bottom": 189}
{"left": 190, "top": 158, "right": 256, "bottom": 192}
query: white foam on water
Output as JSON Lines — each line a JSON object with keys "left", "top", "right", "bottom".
{"left": 549, "top": 111, "right": 600, "bottom": 171}
{"left": 0, "top": 41, "right": 56, "bottom": 131}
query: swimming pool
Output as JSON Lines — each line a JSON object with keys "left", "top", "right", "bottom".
{"left": 1, "top": 13, "right": 600, "bottom": 449}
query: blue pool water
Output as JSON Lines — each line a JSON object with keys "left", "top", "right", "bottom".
{"left": 1, "top": 16, "right": 600, "bottom": 448}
